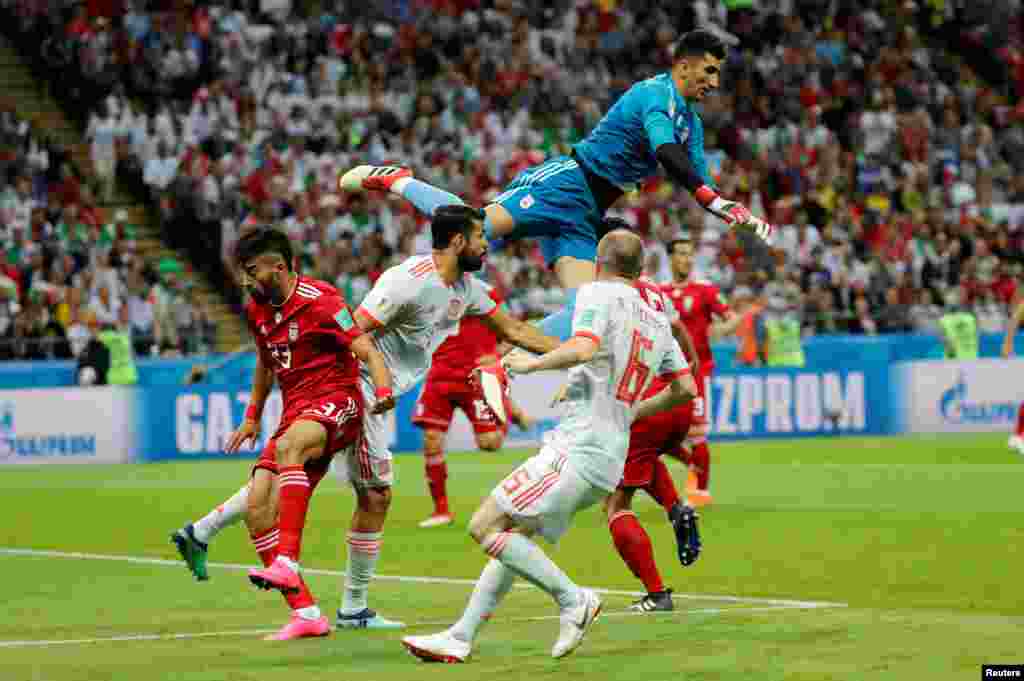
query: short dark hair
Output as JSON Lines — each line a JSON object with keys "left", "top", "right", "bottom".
{"left": 666, "top": 236, "right": 693, "bottom": 255}
{"left": 597, "top": 230, "right": 644, "bottom": 279}
{"left": 432, "top": 204, "right": 485, "bottom": 249}
{"left": 234, "top": 227, "right": 294, "bottom": 271}
{"left": 673, "top": 30, "right": 727, "bottom": 62}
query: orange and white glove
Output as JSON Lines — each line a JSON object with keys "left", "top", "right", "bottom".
{"left": 695, "top": 185, "right": 773, "bottom": 243}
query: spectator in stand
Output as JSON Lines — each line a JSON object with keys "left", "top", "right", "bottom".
{"left": 909, "top": 288, "right": 944, "bottom": 334}
{"left": 850, "top": 294, "right": 879, "bottom": 335}
{"left": 125, "top": 270, "right": 157, "bottom": 356}
{"left": 1, "top": 0, "right": 1021, "bottom": 354}
{"left": 86, "top": 100, "right": 118, "bottom": 202}
{"left": 877, "top": 287, "right": 913, "bottom": 333}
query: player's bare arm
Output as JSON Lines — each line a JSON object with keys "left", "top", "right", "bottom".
{"left": 350, "top": 334, "right": 395, "bottom": 414}
{"left": 710, "top": 309, "right": 742, "bottom": 341}
{"left": 504, "top": 336, "right": 599, "bottom": 375}
{"left": 483, "top": 306, "right": 561, "bottom": 356}
{"left": 226, "top": 351, "right": 275, "bottom": 453}
{"left": 1002, "top": 300, "right": 1024, "bottom": 358}
{"left": 634, "top": 372, "right": 697, "bottom": 421}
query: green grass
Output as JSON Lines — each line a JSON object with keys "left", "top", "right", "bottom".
{"left": 1, "top": 434, "right": 1022, "bottom": 680}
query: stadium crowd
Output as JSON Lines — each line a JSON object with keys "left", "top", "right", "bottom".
{"left": 0, "top": 101, "right": 214, "bottom": 362}
{"left": 2, "top": 0, "right": 1024, "bottom": 349}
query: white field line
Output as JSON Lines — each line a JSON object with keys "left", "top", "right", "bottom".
{"left": 0, "top": 547, "right": 847, "bottom": 609}
{"left": 0, "top": 605, "right": 810, "bottom": 650}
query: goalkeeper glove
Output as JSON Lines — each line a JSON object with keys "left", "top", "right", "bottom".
{"left": 695, "top": 185, "right": 773, "bottom": 243}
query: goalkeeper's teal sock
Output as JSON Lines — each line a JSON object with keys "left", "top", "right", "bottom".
{"left": 396, "top": 178, "right": 465, "bottom": 217}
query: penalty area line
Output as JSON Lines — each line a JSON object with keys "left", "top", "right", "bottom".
{"left": 0, "top": 604, "right": 816, "bottom": 649}
{"left": 0, "top": 547, "right": 847, "bottom": 610}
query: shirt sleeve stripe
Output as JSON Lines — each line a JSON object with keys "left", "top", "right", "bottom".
{"left": 355, "top": 307, "right": 383, "bottom": 330}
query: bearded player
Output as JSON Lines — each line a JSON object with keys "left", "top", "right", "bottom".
{"left": 402, "top": 230, "right": 697, "bottom": 663}
{"left": 174, "top": 227, "right": 396, "bottom": 640}
{"left": 339, "top": 30, "right": 770, "bottom": 359}
{"left": 172, "top": 206, "right": 561, "bottom": 632}
{"left": 412, "top": 284, "right": 531, "bottom": 528}
{"left": 661, "top": 236, "right": 744, "bottom": 506}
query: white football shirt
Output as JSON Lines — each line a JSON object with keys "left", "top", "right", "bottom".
{"left": 357, "top": 255, "right": 497, "bottom": 395}
{"left": 550, "top": 280, "right": 689, "bottom": 492}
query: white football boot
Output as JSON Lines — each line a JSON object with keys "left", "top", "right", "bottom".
{"left": 402, "top": 630, "right": 471, "bottom": 663}
{"left": 551, "top": 588, "right": 602, "bottom": 659}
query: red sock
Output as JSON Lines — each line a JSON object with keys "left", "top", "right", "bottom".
{"left": 251, "top": 525, "right": 315, "bottom": 609}
{"left": 690, "top": 441, "right": 711, "bottom": 491}
{"left": 608, "top": 510, "right": 664, "bottom": 594}
{"left": 647, "top": 459, "right": 681, "bottom": 512}
{"left": 250, "top": 526, "right": 279, "bottom": 568}
{"left": 1017, "top": 403, "right": 1024, "bottom": 436}
{"left": 277, "top": 465, "right": 312, "bottom": 561}
{"left": 425, "top": 454, "right": 449, "bottom": 515}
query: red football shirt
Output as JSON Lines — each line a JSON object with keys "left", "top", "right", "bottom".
{"left": 661, "top": 279, "right": 730, "bottom": 370}
{"left": 246, "top": 277, "right": 364, "bottom": 406}
{"left": 636, "top": 276, "right": 682, "bottom": 398}
{"left": 635, "top": 277, "right": 674, "bottom": 317}
{"left": 427, "top": 286, "right": 502, "bottom": 381}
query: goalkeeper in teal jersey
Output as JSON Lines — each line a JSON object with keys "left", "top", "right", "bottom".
{"left": 339, "top": 29, "right": 771, "bottom": 343}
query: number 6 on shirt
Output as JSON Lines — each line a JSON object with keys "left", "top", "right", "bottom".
{"left": 615, "top": 330, "right": 654, "bottom": 405}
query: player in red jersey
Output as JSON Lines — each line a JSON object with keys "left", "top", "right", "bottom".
{"left": 177, "top": 228, "right": 395, "bottom": 641}
{"left": 659, "top": 236, "right": 742, "bottom": 506}
{"left": 604, "top": 276, "right": 702, "bottom": 612}
{"left": 412, "top": 284, "right": 531, "bottom": 528}
{"left": 1003, "top": 298, "right": 1024, "bottom": 455}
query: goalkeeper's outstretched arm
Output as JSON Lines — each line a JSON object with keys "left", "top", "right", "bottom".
{"left": 655, "top": 142, "right": 772, "bottom": 242}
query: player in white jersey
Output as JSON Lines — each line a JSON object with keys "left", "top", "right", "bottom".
{"left": 402, "top": 229, "right": 697, "bottom": 663}
{"left": 171, "top": 207, "right": 562, "bottom": 631}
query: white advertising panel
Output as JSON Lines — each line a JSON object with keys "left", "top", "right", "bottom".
{"left": 0, "top": 387, "right": 134, "bottom": 465}
{"left": 895, "top": 359, "right": 1024, "bottom": 433}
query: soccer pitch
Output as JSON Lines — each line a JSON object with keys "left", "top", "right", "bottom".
{"left": 1, "top": 434, "right": 1021, "bottom": 680}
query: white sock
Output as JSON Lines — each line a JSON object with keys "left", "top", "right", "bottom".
{"left": 449, "top": 559, "right": 515, "bottom": 643}
{"left": 483, "top": 532, "right": 580, "bottom": 610}
{"left": 296, "top": 605, "right": 322, "bottom": 621}
{"left": 192, "top": 484, "right": 249, "bottom": 544}
{"left": 341, "top": 530, "right": 382, "bottom": 615}
{"left": 275, "top": 555, "right": 300, "bottom": 573}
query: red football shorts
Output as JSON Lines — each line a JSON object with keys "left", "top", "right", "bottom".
{"left": 253, "top": 391, "right": 364, "bottom": 487}
{"left": 412, "top": 374, "right": 504, "bottom": 435}
{"left": 620, "top": 400, "right": 694, "bottom": 489}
